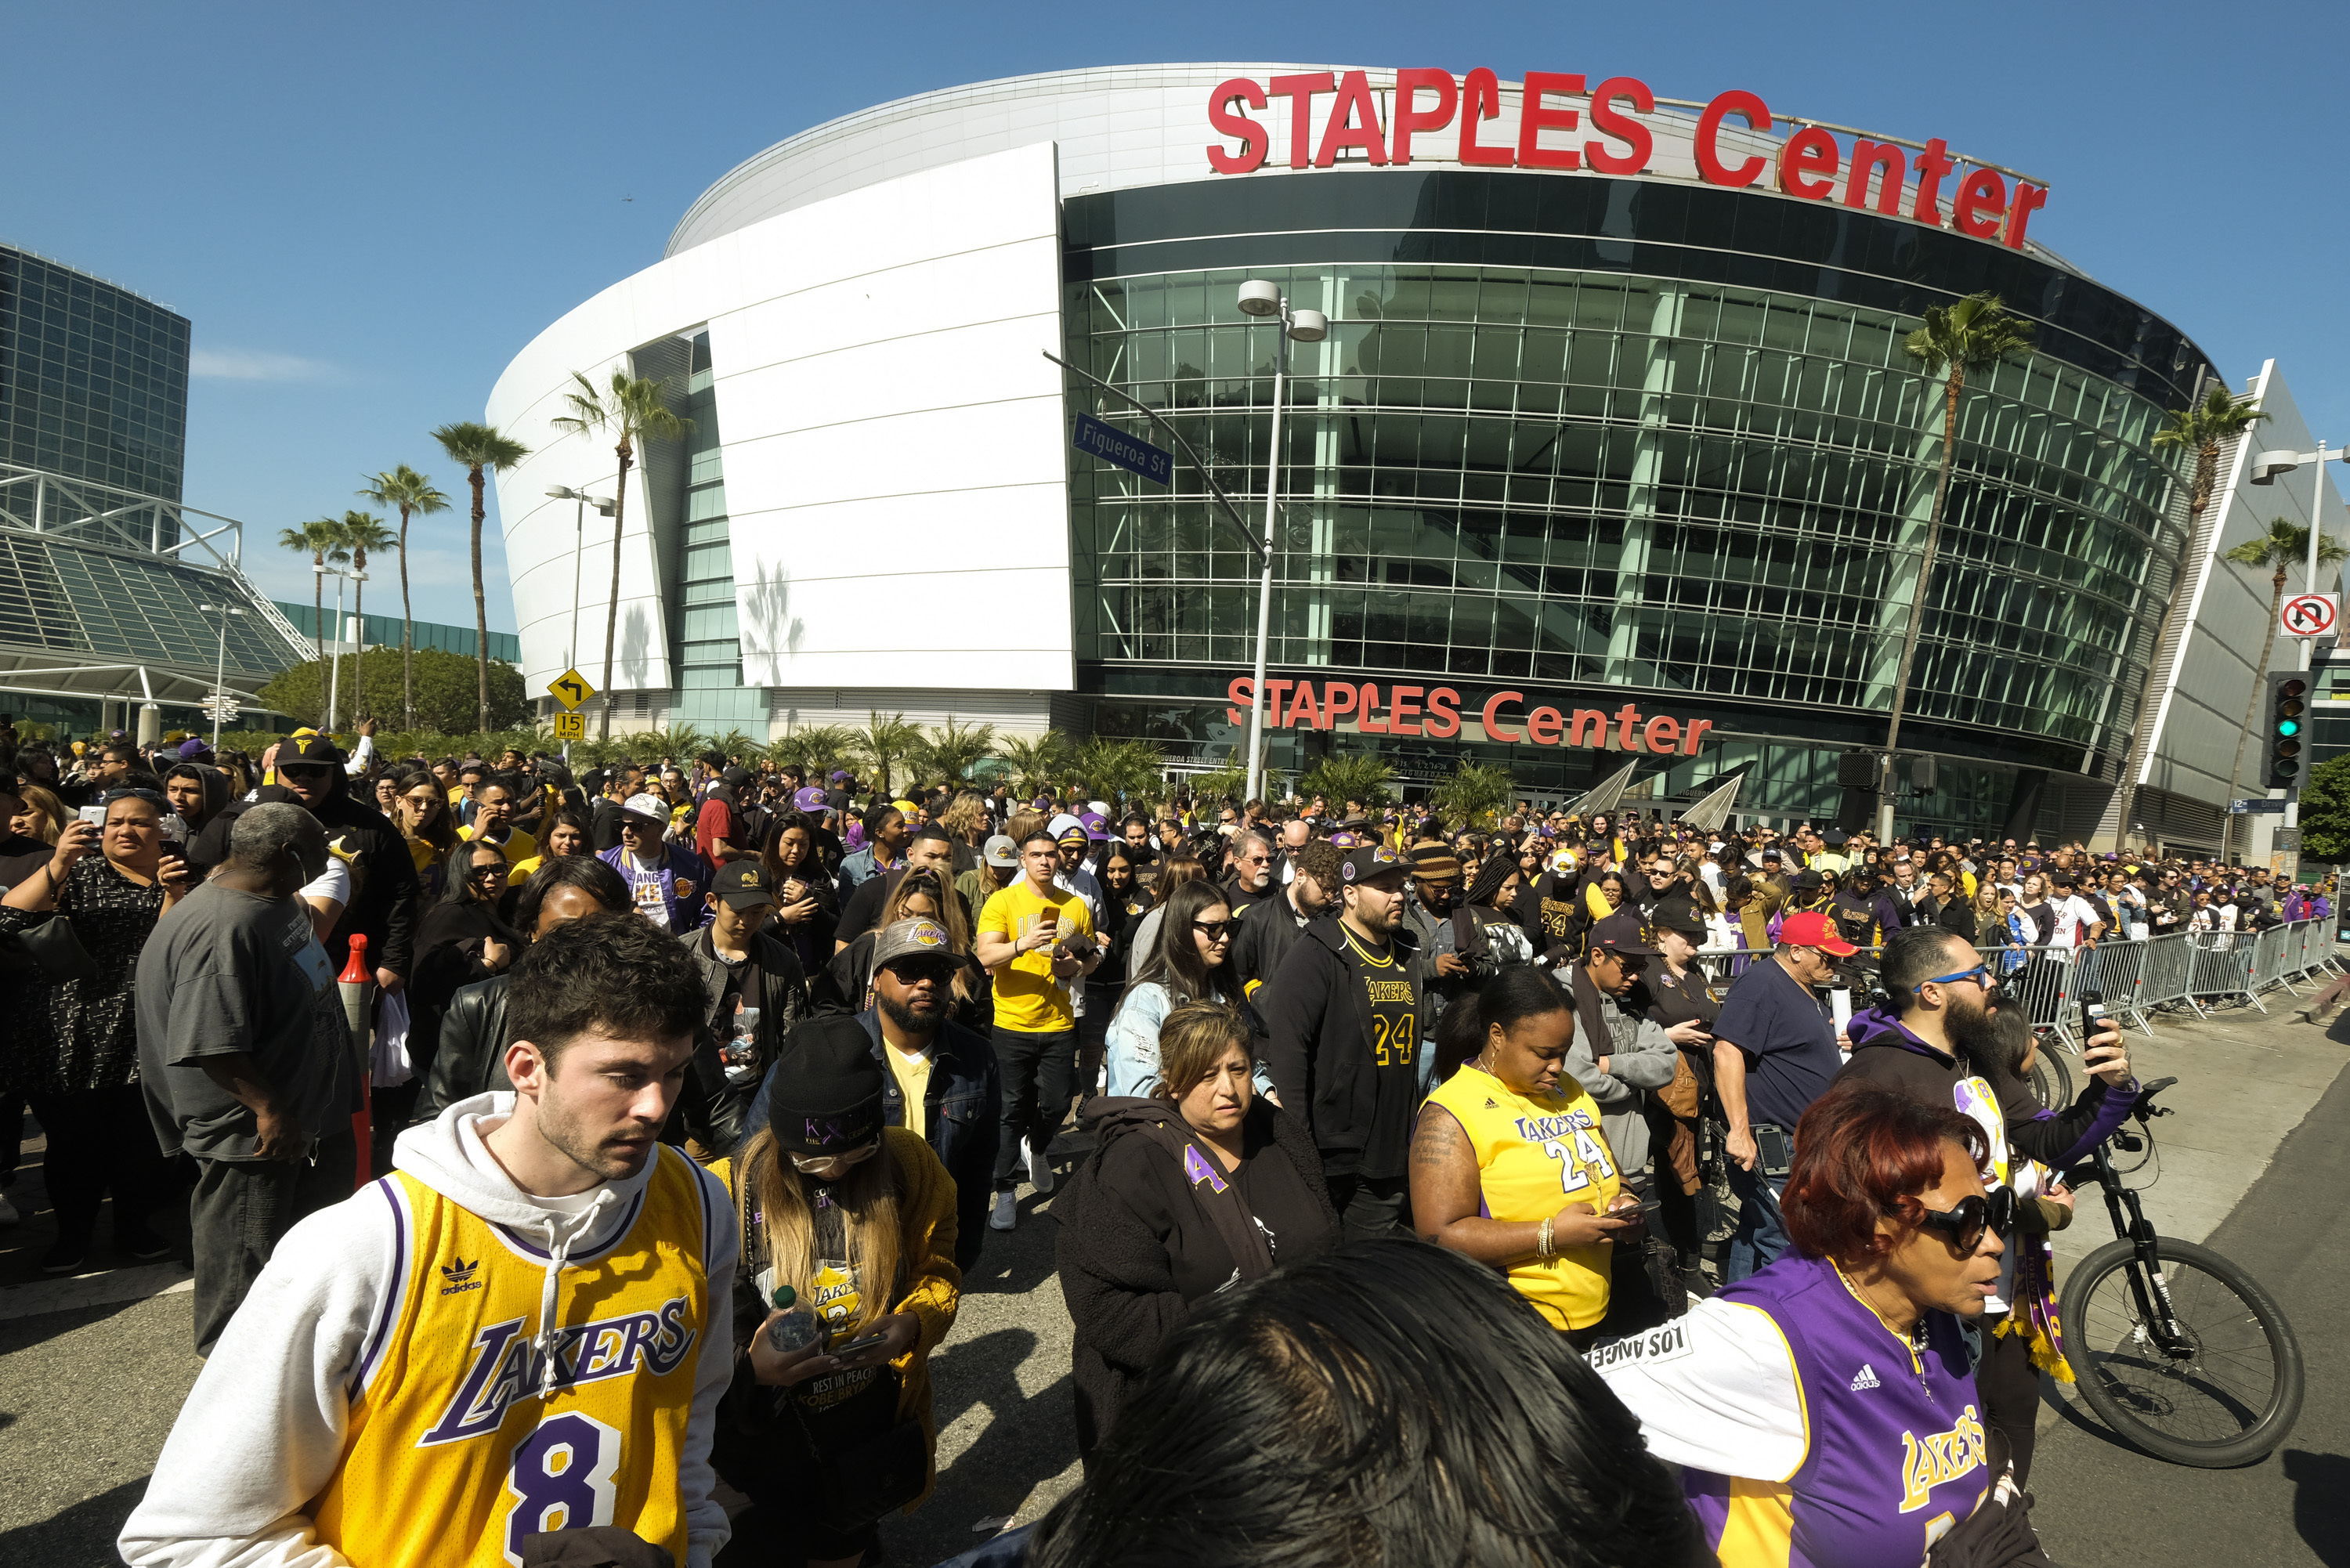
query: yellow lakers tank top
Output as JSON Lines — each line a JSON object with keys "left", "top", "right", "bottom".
{"left": 1426, "top": 1064, "right": 1622, "bottom": 1330}
{"left": 311, "top": 1145, "right": 710, "bottom": 1568}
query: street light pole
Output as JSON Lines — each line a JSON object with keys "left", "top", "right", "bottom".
{"left": 1235, "top": 281, "right": 1325, "bottom": 807}
{"left": 197, "top": 603, "right": 244, "bottom": 750}
{"left": 2247, "top": 440, "right": 2348, "bottom": 863}
{"left": 545, "top": 484, "right": 615, "bottom": 764}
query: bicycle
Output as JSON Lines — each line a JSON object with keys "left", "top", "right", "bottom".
{"left": 2058, "top": 1075, "right": 2305, "bottom": 1467}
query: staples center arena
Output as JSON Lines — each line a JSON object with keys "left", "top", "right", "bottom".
{"left": 490, "top": 63, "right": 2227, "bottom": 842}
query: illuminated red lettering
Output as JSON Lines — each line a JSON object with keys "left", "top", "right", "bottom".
{"left": 1843, "top": 139, "right": 1906, "bottom": 215}
{"left": 1321, "top": 682, "right": 1358, "bottom": 727}
{"left": 1526, "top": 706, "right": 1564, "bottom": 746}
{"left": 1425, "top": 687, "right": 1462, "bottom": 739}
{"left": 1911, "top": 139, "right": 1956, "bottom": 226}
{"left": 1517, "top": 71, "right": 1584, "bottom": 170}
{"left": 1614, "top": 703, "right": 1643, "bottom": 750}
{"left": 1643, "top": 715, "right": 1681, "bottom": 753}
{"left": 1694, "top": 90, "right": 1771, "bottom": 186}
{"left": 1285, "top": 681, "right": 1320, "bottom": 728}
{"left": 1681, "top": 719, "right": 1716, "bottom": 756}
{"left": 1480, "top": 690, "right": 1524, "bottom": 742}
{"left": 1358, "top": 682, "right": 1390, "bottom": 733}
{"left": 1225, "top": 676, "right": 1256, "bottom": 726}
{"left": 1777, "top": 126, "right": 1839, "bottom": 200}
{"left": 1389, "top": 68, "right": 1457, "bottom": 164}
{"left": 1952, "top": 168, "right": 2007, "bottom": 238}
{"left": 2003, "top": 183, "right": 2048, "bottom": 249}
{"left": 1390, "top": 685, "right": 1423, "bottom": 736}
{"left": 1583, "top": 76, "right": 1654, "bottom": 175}
{"left": 1269, "top": 72, "right": 1336, "bottom": 170}
{"left": 1314, "top": 69, "right": 1388, "bottom": 167}
{"left": 1570, "top": 709, "right": 1609, "bottom": 747}
{"left": 1206, "top": 79, "right": 1271, "bottom": 175}
{"left": 1459, "top": 68, "right": 1514, "bottom": 166}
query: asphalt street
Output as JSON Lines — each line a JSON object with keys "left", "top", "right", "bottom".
{"left": 1, "top": 999, "right": 2342, "bottom": 1566}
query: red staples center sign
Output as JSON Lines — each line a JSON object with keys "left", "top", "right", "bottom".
{"left": 1203, "top": 69, "right": 2048, "bottom": 249}
{"left": 1224, "top": 676, "right": 1716, "bottom": 757}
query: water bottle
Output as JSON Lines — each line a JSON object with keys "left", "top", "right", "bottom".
{"left": 765, "top": 1284, "right": 822, "bottom": 1353}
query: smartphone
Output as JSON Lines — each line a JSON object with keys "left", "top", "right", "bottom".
{"left": 1036, "top": 908, "right": 1058, "bottom": 936}
{"left": 1616, "top": 1196, "right": 1664, "bottom": 1219}
{"left": 832, "top": 1331, "right": 889, "bottom": 1357}
{"left": 78, "top": 804, "right": 107, "bottom": 829}
{"left": 1752, "top": 1124, "right": 1795, "bottom": 1176}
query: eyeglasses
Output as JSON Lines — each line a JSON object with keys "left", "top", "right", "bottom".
{"left": 1916, "top": 1187, "right": 2016, "bottom": 1253}
{"left": 1191, "top": 919, "right": 1231, "bottom": 939}
{"left": 1920, "top": 964, "right": 1989, "bottom": 990}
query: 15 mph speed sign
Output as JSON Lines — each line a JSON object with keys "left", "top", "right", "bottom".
{"left": 2281, "top": 594, "right": 2337, "bottom": 638}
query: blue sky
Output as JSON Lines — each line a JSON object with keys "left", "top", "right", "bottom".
{"left": 11, "top": 2, "right": 2346, "bottom": 633}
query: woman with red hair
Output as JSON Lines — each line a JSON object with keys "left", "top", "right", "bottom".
{"left": 1589, "top": 1080, "right": 2034, "bottom": 1567}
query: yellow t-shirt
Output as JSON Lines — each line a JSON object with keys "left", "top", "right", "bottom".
{"left": 1426, "top": 1064, "right": 1621, "bottom": 1330}
{"left": 978, "top": 878, "right": 1093, "bottom": 1033}
{"left": 460, "top": 823, "right": 537, "bottom": 865}
{"left": 886, "top": 1044, "right": 935, "bottom": 1141}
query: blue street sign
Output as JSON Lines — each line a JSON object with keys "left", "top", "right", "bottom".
{"left": 1073, "top": 413, "right": 1173, "bottom": 486}
{"left": 2229, "top": 799, "right": 2289, "bottom": 814}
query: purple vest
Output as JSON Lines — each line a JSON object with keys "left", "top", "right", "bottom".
{"left": 1690, "top": 1252, "right": 1990, "bottom": 1567}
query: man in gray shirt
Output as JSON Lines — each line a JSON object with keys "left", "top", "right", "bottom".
{"left": 136, "top": 804, "right": 358, "bottom": 1353}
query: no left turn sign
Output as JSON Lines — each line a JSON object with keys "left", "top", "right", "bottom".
{"left": 2281, "top": 594, "right": 2337, "bottom": 638}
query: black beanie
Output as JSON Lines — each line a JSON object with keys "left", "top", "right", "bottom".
{"left": 767, "top": 1016, "right": 885, "bottom": 1155}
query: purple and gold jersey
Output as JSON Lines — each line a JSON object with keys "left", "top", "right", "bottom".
{"left": 1589, "top": 1252, "right": 1990, "bottom": 1568}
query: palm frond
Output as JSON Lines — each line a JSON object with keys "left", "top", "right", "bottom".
{"left": 430, "top": 421, "right": 530, "bottom": 471}
{"left": 1298, "top": 750, "right": 1396, "bottom": 810}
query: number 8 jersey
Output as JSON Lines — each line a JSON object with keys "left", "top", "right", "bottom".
{"left": 1424, "top": 1063, "right": 1621, "bottom": 1329}
{"left": 312, "top": 1144, "right": 713, "bottom": 1568}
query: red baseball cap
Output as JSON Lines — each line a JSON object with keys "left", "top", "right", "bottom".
{"left": 1777, "top": 909, "right": 1860, "bottom": 956}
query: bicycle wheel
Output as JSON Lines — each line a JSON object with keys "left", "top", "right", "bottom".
{"left": 2059, "top": 1236, "right": 2305, "bottom": 1467}
{"left": 2026, "top": 1040, "right": 2074, "bottom": 1111}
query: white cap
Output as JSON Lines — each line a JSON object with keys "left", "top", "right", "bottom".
{"left": 623, "top": 793, "right": 669, "bottom": 822}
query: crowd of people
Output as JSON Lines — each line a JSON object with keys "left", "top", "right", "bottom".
{"left": 0, "top": 712, "right": 2329, "bottom": 1566}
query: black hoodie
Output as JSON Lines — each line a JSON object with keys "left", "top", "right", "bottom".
{"left": 167, "top": 764, "right": 233, "bottom": 874}
{"left": 1261, "top": 912, "right": 1426, "bottom": 1176}
{"left": 1835, "top": 1005, "right": 2135, "bottom": 1169}
{"left": 186, "top": 772, "right": 420, "bottom": 978}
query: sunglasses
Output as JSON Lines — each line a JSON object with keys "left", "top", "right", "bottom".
{"left": 1916, "top": 1187, "right": 2017, "bottom": 1254}
{"left": 883, "top": 957, "right": 958, "bottom": 984}
{"left": 1920, "top": 964, "right": 1989, "bottom": 989}
{"left": 1191, "top": 919, "right": 1231, "bottom": 938}
{"left": 468, "top": 862, "right": 507, "bottom": 880}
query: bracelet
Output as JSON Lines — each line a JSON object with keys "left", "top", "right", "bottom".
{"left": 1537, "top": 1216, "right": 1555, "bottom": 1259}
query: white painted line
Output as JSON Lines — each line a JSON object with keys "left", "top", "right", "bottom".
{"left": 0, "top": 1261, "right": 193, "bottom": 1321}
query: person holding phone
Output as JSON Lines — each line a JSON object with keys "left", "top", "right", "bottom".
{"left": 719, "top": 1021, "right": 960, "bottom": 1568}
{"left": 1, "top": 788, "right": 191, "bottom": 1273}
{"left": 1412, "top": 969, "right": 1639, "bottom": 1349}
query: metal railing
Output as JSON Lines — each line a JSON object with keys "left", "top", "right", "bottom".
{"left": 1690, "top": 920, "right": 2345, "bottom": 1047}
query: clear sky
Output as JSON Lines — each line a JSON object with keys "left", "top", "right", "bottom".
{"left": 10, "top": 1, "right": 2345, "bottom": 633}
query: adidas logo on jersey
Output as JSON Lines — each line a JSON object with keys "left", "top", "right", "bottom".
{"left": 439, "top": 1258, "right": 483, "bottom": 1295}
{"left": 1484, "top": 1098, "right": 1499, "bottom": 1110}
{"left": 1849, "top": 1364, "right": 1882, "bottom": 1391}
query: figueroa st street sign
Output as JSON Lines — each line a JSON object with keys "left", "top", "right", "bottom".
{"left": 1225, "top": 676, "right": 1717, "bottom": 756}
{"left": 1203, "top": 69, "right": 2048, "bottom": 251}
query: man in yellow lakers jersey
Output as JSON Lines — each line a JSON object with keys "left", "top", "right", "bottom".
{"left": 123, "top": 914, "right": 740, "bottom": 1568}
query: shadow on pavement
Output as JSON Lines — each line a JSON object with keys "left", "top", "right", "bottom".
{"left": 0, "top": 1475, "right": 148, "bottom": 1566}
{"left": 890, "top": 1325, "right": 1077, "bottom": 1567}
{"left": 2281, "top": 1450, "right": 2350, "bottom": 1568}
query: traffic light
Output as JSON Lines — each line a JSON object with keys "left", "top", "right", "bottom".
{"left": 2265, "top": 673, "right": 2309, "bottom": 790}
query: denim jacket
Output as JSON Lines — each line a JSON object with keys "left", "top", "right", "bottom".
{"left": 1104, "top": 981, "right": 1278, "bottom": 1100}
{"left": 862, "top": 1006, "right": 1002, "bottom": 1271}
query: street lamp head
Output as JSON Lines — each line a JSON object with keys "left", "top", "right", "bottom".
{"left": 590, "top": 496, "right": 615, "bottom": 511}
{"left": 1237, "top": 280, "right": 1282, "bottom": 317}
{"left": 546, "top": 485, "right": 577, "bottom": 500}
{"left": 2250, "top": 450, "right": 2304, "bottom": 486}
{"left": 1287, "top": 309, "right": 1329, "bottom": 343}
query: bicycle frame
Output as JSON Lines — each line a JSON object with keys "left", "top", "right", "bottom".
{"left": 2080, "top": 1130, "right": 2195, "bottom": 1360}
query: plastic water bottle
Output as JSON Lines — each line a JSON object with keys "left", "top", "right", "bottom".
{"left": 765, "top": 1284, "right": 822, "bottom": 1353}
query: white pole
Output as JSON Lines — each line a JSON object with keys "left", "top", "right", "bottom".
{"left": 1247, "top": 307, "right": 1288, "bottom": 807}
{"left": 328, "top": 573, "right": 351, "bottom": 732}
{"left": 2284, "top": 443, "right": 2334, "bottom": 863}
{"left": 567, "top": 495, "right": 586, "bottom": 769}
{"left": 212, "top": 612, "right": 229, "bottom": 750}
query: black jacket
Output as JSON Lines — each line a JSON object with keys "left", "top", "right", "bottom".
{"left": 862, "top": 1006, "right": 999, "bottom": 1272}
{"left": 1835, "top": 1009, "right": 2135, "bottom": 1169}
{"left": 414, "top": 974, "right": 513, "bottom": 1122}
{"left": 1053, "top": 1097, "right": 1335, "bottom": 1452}
{"left": 1227, "top": 885, "right": 1314, "bottom": 1010}
{"left": 678, "top": 926, "right": 812, "bottom": 1158}
{"left": 1261, "top": 914, "right": 1424, "bottom": 1170}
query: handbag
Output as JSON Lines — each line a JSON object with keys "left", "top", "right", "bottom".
{"left": 0, "top": 909, "right": 100, "bottom": 984}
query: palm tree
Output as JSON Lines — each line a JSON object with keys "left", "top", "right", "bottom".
{"left": 336, "top": 511, "right": 398, "bottom": 724}
{"left": 360, "top": 464, "right": 451, "bottom": 730}
{"left": 2215, "top": 518, "right": 2347, "bottom": 857}
{"left": 1300, "top": 750, "right": 1397, "bottom": 811}
{"left": 1430, "top": 758, "right": 1515, "bottom": 830}
{"left": 996, "top": 732, "right": 1073, "bottom": 798}
{"left": 277, "top": 517, "right": 345, "bottom": 678}
{"left": 549, "top": 370, "right": 692, "bottom": 739}
{"left": 915, "top": 717, "right": 999, "bottom": 786}
{"left": 2112, "top": 388, "right": 2272, "bottom": 846}
{"left": 851, "top": 710, "right": 924, "bottom": 797}
{"left": 1885, "top": 293, "right": 2036, "bottom": 755}
{"left": 768, "top": 724, "right": 859, "bottom": 779}
{"left": 430, "top": 422, "right": 533, "bottom": 734}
